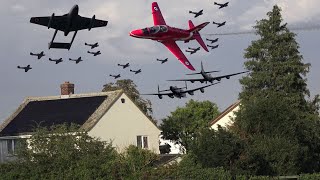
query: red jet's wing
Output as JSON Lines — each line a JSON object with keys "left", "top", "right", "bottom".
{"left": 162, "top": 41, "right": 195, "bottom": 71}
{"left": 152, "top": 2, "right": 166, "bottom": 25}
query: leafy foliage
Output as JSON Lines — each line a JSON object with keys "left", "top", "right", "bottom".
{"left": 231, "top": 5, "right": 320, "bottom": 175}
{"left": 160, "top": 99, "right": 220, "bottom": 151}
{"left": 102, "top": 79, "right": 153, "bottom": 120}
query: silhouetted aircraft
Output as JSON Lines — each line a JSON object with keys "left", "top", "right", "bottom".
{"left": 30, "top": 5, "right": 108, "bottom": 50}
{"left": 142, "top": 81, "right": 220, "bottom": 99}
{"left": 110, "top": 74, "right": 121, "bottom": 79}
{"left": 17, "top": 65, "right": 32, "bottom": 72}
{"left": 30, "top": 51, "right": 45, "bottom": 59}
{"left": 130, "top": 69, "right": 142, "bottom": 74}
{"left": 212, "top": 21, "right": 226, "bottom": 28}
{"left": 87, "top": 50, "right": 101, "bottom": 56}
{"left": 49, "top": 58, "right": 63, "bottom": 64}
{"left": 157, "top": 58, "right": 168, "bottom": 64}
{"left": 186, "top": 47, "right": 200, "bottom": 55}
{"left": 167, "top": 61, "right": 249, "bottom": 83}
{"left": 85, "top": 42, "right": 99, "bottom": 49}
{"left": 206, "top": 38, "right": 219, "bottom": 44}
{"left": 189, "top": 10, "right": 203, "bottom": 18}
{"left": 118, "top": 63, "right": 130, "bottom": 69}
{"left": 214, "top": 2, "right": 229, "bottom": 9}
{"left": 207, "top": 44, "right": 219, "bottom": 50}
{"left": 69, "top": 57, "right": 83, "bottom": 64}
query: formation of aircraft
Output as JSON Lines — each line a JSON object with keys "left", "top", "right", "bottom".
{"left": 17, "top": 65, "right": 32, "bottom": 72}
{"left": 49, "top": 58, "right": 63, "bottom": 64}
{"left": 85, "top": 42, "right": 99, "bottom": 49}
{"left": 110, "top": 74, "right": 121, "bottom": 79}
{"left": 167, "top": 62, "right": 248, "bottom": 83}
{"left": 206, "top": 38, "right": 219, "bottom": 44}
{"left": 157, "top": 58, "right": 168, "bottom": 64}
{"left": 30, "top": 51, "right": 45, "bottom": 59}
{"left": 130, "top": 2, "right": 209, "bottom": 71}
{"left": 142, "top": 81, "right": 220, "bottom": 99}
{"left": 87, "top": 50, "right": 101, "bottom": 56}
{"left": 212, "top": 21, "right": 226, "bottom": 28}
{"left": 118, "top": 63, "right": 130, "bottom": 69}
{"left": 186, "top": 47, "right": 200, "bottom": 55}
{"left": 130, "top": 69, "right": 142, "bottom": 74}
{"left": 30, "top": 5, "right": 108, "bottom": 50}
{"left": 189, "top": 10, "right": 203, "bottom": 18}
{"left": 207, "top": 44, "right": 219, "bottom": 50}
{"left": 214, "top": 2, "right": 229, "bottom": 9}
{"left": 69, "top": 57, "right": 83, "bottom": 64}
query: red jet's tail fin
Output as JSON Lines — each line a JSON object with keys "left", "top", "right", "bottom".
{"left": 188, "top": 20, "right": 209, "bottom": 52}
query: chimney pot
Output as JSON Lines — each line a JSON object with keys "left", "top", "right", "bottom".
{"left": 60, "top": 81, "right": 74, "bottom": 95}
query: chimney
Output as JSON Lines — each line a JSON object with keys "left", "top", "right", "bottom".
{"left": 60, "top": 81, "right": 74, "bottom": 95}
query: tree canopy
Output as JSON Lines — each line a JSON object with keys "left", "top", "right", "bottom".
{"left": 102, "top": 79, "right": 153, "bottom": 120}
{"left": 160, "top": 99, "right": 220, "bottom": 151}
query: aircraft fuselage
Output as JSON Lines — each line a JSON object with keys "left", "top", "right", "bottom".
{"left": 130, "top": 25, "right": 194, "bottom": 42}
{"left": 65, "top": 5, "right": 79, "bottom": 36}
{"left": 170, "top": 86, "right": 186, "bottom": 98}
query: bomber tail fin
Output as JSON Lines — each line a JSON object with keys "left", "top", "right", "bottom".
{"left": 188, "top": 20, "right": 209, "bottom": 52}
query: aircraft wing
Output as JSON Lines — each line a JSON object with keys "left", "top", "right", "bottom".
{"left": 167, "top": 78, "right": 205, "bottom": 82}
{"left": 183, "top": 82, "right": 220, "bottom": 93}
{"left": 161, "top": 41, "right": 195, "bottom": 71}
{"left": 211, "top": 71, "right": 249, "bottom": 80}
{"left": 70, "top": 16, "right": 108, "bottom": 31}
{"left": 152, "top": 2, "right": 166, "bottom": 25}
{"left": 30, "top": 15, "right": 67, "bottom": 31}
{"left": 141, "top": 92, "right": 174, "bottom": 96}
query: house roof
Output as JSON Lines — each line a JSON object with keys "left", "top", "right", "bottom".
{"left": 0, "top": 90, "right": 123, "bottom": 136}
{"left": 209, "top": 100, "right": 240, "bottom": 126}
{"left": 151, "top": 154, "right": 181, "bottom": 167}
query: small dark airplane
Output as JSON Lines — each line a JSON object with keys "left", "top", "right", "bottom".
{"left": 189, "top": 10, "right": 203, "bottom": 18}
{"left": 69, "top": 57, "right": 83, "bottom": 64}
{"left": 85, "top": 42, "right": 99, "bottom": 49}
{"left": 110, "top": 74, "right": 121, "bottom": 79}
{"left": 17, "top": 65, "right": 32, "bottom": 72}
{"left": 157, "top": 58, "right": 168, "bottom": 64}
{"left": 206, "top": 38, "right": 219, "bottom": 44}
{"left": 30, "top": 51, "right": 45, "bottom": 59}
{"left": 167, "top": 61, "right": 249, "bottom": 83}
{"left": 87, "top": 50, "right": 101, "bottom": 56}
{"left": 142, "top": 81, "right": 220, "bottom": 99}
{"left": 214, "top": 2, "right": 229, "bottom": 9}
{"left": 118, "top": 63, "right": 130, "bottom": 69}
{"left": 212, "top": 21, "right": 226, "bottom": 28}
{"left": 130, "top": 69, "right": 142, "bottom": 74}
{"left": 186, "top": 47, "right": 200, "bottom": 55}
{"left": 30, "top": 5, "right": 108, "bottom": 50}
{"left": 49, "top": 58, "right": 63, "bottom": 64}
{"left": 207, "top": 44, "right": 219, "bottom": 50}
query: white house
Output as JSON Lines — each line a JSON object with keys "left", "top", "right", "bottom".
{"left": 0, "top": 82, "right": 161, "bottom": 163}
{"left": 209, "top": 101, "right": 240, "bottom": 130}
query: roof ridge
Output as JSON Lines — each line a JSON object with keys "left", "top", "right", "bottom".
{"left": 209, "top": 100, "right": 240, "bottom": 126}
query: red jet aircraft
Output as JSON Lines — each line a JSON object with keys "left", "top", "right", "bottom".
{"left": 130, "top": 2, "right": 209, "bottom": 71}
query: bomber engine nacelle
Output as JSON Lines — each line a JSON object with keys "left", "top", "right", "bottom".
{"left": 200, "top": 88, "right": 204, "bottom": 93}
{"left": 88, "top": 15, "right": 95, "bottom": 31}
{"left": 226, "top": 76, "right": 230, "bottom": 79}
{"left": 158, "top": 95, "right": 163, "bottom": 99}
{"left": 188, "top": 91, "right": 194, "bottom": 95}
{"left": 217, "top": 78, "right": 221, "bottom": 81}
{"left": 48, "top": 13, "right": 55, "bottom": 29}
{"left": 169, "top": 95, "right": 174, "bottom": 98}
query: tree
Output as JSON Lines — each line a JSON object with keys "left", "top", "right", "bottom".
{"left": 160, "top": 99, "right": 220, "bottom": 151}
{"left": 102, "top": 79, "right": 153, "bottom": 120}
{"left": 231, "top": 5, "right": 320, "bottom": 175}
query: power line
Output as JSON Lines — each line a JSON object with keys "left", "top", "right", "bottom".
{"left": 204, "top": 25, "right": 320, "bottom": 36}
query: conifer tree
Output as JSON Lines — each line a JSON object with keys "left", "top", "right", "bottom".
{"left": 232, "top": 5, "right": 320, "bottom": 175}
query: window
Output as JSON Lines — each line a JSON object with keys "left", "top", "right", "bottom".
{"left": 7, "top": 139, "right": 18, "bottom": 155}
{"left": 136, "top": 135, "right": 148, "bottom": 149}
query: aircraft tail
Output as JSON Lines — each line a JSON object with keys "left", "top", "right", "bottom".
{"left": 188, "top": 20, "right": 209, "bottom": 52}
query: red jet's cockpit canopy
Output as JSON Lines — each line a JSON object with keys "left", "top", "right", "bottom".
{"left": 142, "top": 25, "right": 168, "bottom": 35}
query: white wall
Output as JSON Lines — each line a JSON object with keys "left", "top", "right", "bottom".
{"left": 89, "top": 93, "right": 161, "bottom": 153}
{"left": 210, "top": 105, "right": 240, "bottom": 130}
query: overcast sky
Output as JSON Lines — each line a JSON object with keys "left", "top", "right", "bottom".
{"left": 0, "top": 0, "right": 319, "bottom": 123}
